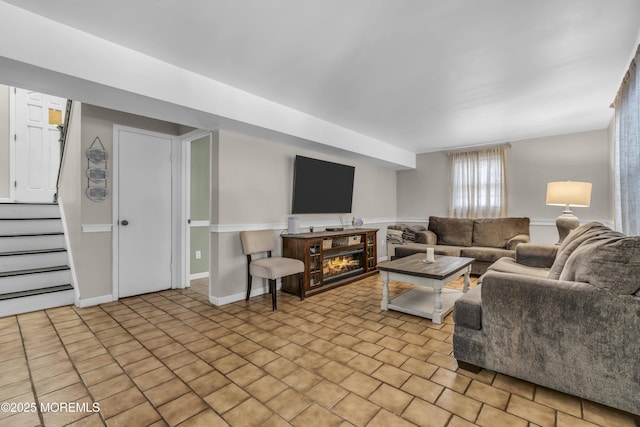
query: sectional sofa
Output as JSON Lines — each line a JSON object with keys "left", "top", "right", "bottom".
{"left": 453, "top": 222, "right": 640, "bottom": 416}
{"left": 387, "top": 216, "right": 530, "bottom": 275}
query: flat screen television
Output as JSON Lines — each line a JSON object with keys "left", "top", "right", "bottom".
{"left": 291, "top": 155, "right": 355, "bottom": 214}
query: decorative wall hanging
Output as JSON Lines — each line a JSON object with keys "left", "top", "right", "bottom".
{"left": 86, "top": 137, "right": 109, "bottom": 202}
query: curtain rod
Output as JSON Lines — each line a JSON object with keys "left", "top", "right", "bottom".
{"left": 611, "top": 44, "right": 639, "bottom": 108}
{"left": 447, "top": 142, "right": 511, "bottom": 156}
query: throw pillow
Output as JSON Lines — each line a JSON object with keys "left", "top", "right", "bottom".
{"left": 428, "top": 216, "right": 473, "bottom": 247}
{"left": 401, "top": 225, "right": 427, "bottom": 242}
{"left": 386, "top": 229, "right": 405, "bottom": 244}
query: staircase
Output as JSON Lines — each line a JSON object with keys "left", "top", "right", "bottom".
{"left": 0, "top": 203, "right": 75, "bottom": 317}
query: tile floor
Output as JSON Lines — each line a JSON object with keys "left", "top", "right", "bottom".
{"left": 0, "top": 275, "right": 638, "bottom": 427}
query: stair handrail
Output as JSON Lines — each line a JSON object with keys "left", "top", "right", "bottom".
{"left": 54, "top": 99, "right": 74, "bottom": 204}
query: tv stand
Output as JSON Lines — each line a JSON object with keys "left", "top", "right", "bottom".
{"left": 281, "top": 228, "right": 378, "bottom": 298}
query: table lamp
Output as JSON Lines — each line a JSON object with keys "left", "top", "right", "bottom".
{"left": 546, "top": 181, "right": 592, "bottom": 243}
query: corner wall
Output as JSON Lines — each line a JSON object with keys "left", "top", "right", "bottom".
{"left": 397, "top": 129, "right": 612, "bottom": 243}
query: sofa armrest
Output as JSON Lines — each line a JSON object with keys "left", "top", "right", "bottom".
{"left": 514, "top": 243, "right": 557, "bottom": 268}
{"left": 505, "top": 233, "right": 530, "bottom": 250}
{"left": 415, "top": 230, "right": 437, "bottom": 245}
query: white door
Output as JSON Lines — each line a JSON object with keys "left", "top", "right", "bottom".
{"left": 116, "top": 127, "right": 173, "bottom": 298}
{"left": 13, "top": 88, "right": 66, "bottom": 203}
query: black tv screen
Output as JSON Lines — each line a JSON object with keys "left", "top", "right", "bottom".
{"left": 291, "top": 156, "right": 355, "bottom": 214}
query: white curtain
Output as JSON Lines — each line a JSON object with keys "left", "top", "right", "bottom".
{"left": 614, "top": 45, "right": 640, "bottom": 235}
{"left": 449, "top": 145, "right": 509, "bottom": 218}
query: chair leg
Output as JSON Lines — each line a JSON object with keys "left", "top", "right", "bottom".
{"left": 270, "top": 279, "right": 277, "bottom": 311}
{"left": 246, "top": 275, "right": 252, "bottom": 301}
{"left": 298, "top": 273, "right": 304, "bottom": 301}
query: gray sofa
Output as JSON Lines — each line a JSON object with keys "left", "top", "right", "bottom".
{"left": 387, "top": 216, "right": 530, "bottom": 275}
{"left": 453, "top": 222, "right": 640, "bottom": 416}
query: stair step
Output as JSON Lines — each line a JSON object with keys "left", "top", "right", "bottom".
{"left": 0, "top": 284, "right": 73, "bottom": 301}
{"left": 0, "top": 233, "right": 65, "bottom": 252}
{"left": 0, "top": 250, "right": 68, "bottom": 273}
{"left": 0, "top": 219, "right": 64, "bottom": 236}
{"left": 0, "top": 286, "right": 74, "bottom": 317}
{"left": 0, "top": 248, "right": 66, "bottom": 257}
{"left": 0, "top": 266, "right": 71, "bottom": 294}
{"left": 0, "top": 265, "right": 70, "bottom": 278}
{"left": 0, "top": 203, "right": 61, "bottom": 219}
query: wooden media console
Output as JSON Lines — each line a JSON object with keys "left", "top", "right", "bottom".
{"left": 281, "top": 228, "right": 378, "bottom": 298}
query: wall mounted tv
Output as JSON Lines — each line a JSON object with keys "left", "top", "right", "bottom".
{"left": 291, "top": 155, "right": 355, "bottom": 214}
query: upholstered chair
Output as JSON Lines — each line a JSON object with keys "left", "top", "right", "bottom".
{"left": 239, "top": 230, "right": 305, "bottom": 310}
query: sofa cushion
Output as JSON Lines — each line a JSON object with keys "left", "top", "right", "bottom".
{"left": 472, "top": 217, "right": 530, "bottom": 248}
{"left": 453, "top": 286, "right": 482, "bottom": 330}
{"left": 516, "top": 244, "right": 558, "bottom": 268}
{"left": 485, "top": 257, "right": 550, "bottom": 279}
{"left": 428, "top": 216, "right": 473, "bottom": 247}
{"left": 560, "top": 236, "right": 640, "bottom": 295}
{"left": 548, "top": 222, "right": 623, "bottom": 280}
{"left": 461, "top": 247, "right": 514, "bottom": 263}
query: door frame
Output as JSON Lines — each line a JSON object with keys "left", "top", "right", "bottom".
{"left": 180, "top": 129, "right": 212, "bottom": 289}
{"left": 112, "top": 124, "right": 185, "bottom": 300}
{"left": 7, "top": 87, "right": 16, "bottom": 202}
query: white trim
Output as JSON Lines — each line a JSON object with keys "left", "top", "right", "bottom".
{"left": 112, "top": 126, "right": 120, "bottom": 301}
{"left": 75, "top": 294, "right": 114, "bottom": 308}
{"left": 189, "top": 271, "right": 209, "bottom": 280}
{"left": 181, "top": 130, "right": 213, "bottom": 290}
{"left": 57, "top": 198, "right": 80, "bottom": 305}
{"left": 182, "top": 134, "right": 190, "bottom": 288}
{"left": 9, "top": 87, "right": 16, "bottom": 202}
{"left": 190, "top": 220, "right": 209, "bottom": 227}
{"left": 82, "top": 224, "right": 112, "bottom": 233}
{"left": 209, "top": 283, "right": 279, "bottom": 306}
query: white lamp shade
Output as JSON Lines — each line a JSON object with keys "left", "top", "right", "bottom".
{"left": 546, "top": 181, "right": 592, "bottom": 207}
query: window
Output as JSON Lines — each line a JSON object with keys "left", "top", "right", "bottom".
{"left": 449, "top": 145, "right": 509, "bottom": 218}
{"left": 613, "top": 45, "right": 640, "bottom": 236}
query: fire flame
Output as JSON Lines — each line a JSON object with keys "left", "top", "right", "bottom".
{"left": 324, "top": 256, "right": 360, "bottom": 275}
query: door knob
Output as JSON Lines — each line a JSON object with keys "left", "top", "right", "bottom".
{"left": 121, "top": 220, "right": 129, "bottom": 226}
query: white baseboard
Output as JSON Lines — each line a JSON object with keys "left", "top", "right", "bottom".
{"left": 75, "top": 294, "right": 114, "bottom": 308}
{"left": 190, "top": 272, "right": 209, "bottom": 280}
{"left": 209, "top": 283, "right": 280, "bottom": 306}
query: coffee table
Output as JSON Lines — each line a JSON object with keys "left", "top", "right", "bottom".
{"left": 378, "top": 254, "right": 474, "bottom": 324}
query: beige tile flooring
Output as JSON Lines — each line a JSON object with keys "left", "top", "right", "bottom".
{"left": 1, "top": 275, "right": 638, "bottom": 427}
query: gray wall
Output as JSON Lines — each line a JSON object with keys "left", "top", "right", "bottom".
{"left": 209, "top": 129, "right": 397, "bottom": 302}
{"left": 0, "top": 85, "right": 9, "bottom": 199}
{"left": 190, "top": 135, "right": 210, "bottom": 276}
{"left": 396, "top": 129, "right": 612, "bottom": 244}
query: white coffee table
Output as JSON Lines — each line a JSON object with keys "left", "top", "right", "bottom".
{"left": 378, "top": 253, "right": 474, "bottom": 324}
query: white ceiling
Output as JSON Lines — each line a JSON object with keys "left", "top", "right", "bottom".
{"left": 4, "top": 0, "right": 640, "bottom": 154}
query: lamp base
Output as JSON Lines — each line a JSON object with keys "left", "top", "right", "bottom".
{"left": 555, "top": 211, "right": 580, "bottom": 244}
